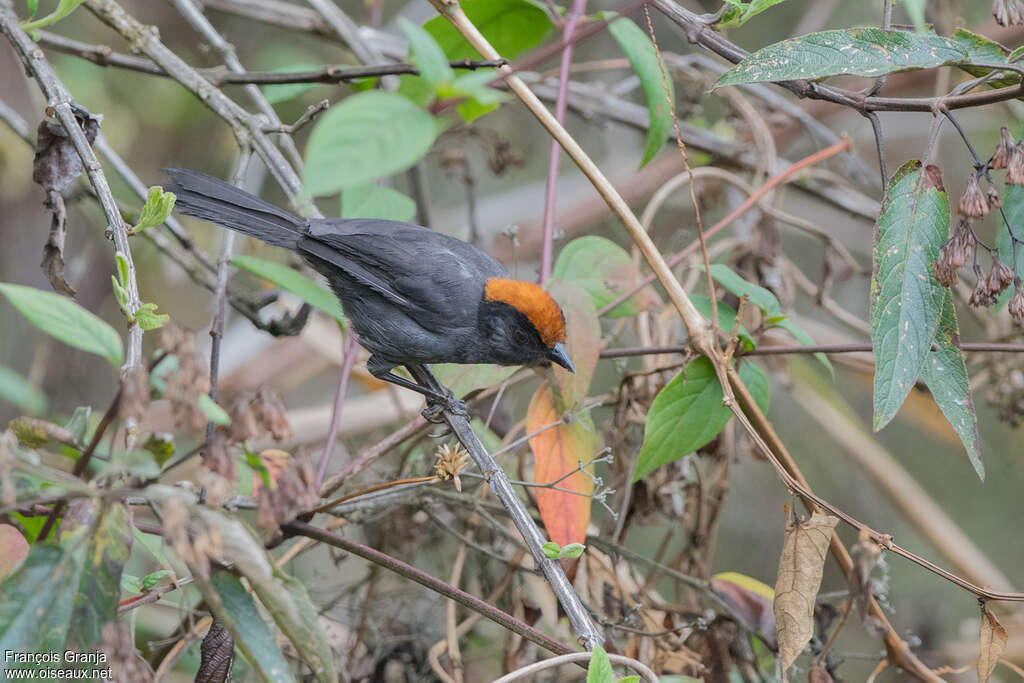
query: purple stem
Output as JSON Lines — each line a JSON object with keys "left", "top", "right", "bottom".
{"left": 315, "top": 331, "right": 359, "bottom": 489}
{"left": 538, "top": 0, "right": 587, "bottom": 283}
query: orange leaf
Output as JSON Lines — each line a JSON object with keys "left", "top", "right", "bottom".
{"left": 527, "top": 381, "right": 596, "bottom": 547}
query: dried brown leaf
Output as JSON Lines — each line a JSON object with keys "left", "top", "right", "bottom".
{"left": 196, "top": 618, "right": 234, "bottom": 683}
{"left": 848, "top": 527, "right": 881, "bottom": 621}
{"left": 978, "top": 605, "right": 1008, "bottom": 682}
{"left": 32, "top": 105, "right": 100, "bottom": 194}
{"left": 773, "top": 509, "right": 839, "bottom": 672}
{"left": 808, "top": 665, "right": 834, "bottom": 683}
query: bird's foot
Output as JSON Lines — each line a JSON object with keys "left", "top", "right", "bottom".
{"left": 421, "top": 391, "right": 468, "bottom": 422}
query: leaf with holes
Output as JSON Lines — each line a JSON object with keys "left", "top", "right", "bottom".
{"left": 546, "top": 280, "right": 601, "bottom": 407}
{"left": 0, "top": 282, "right": 123, "bottom": 367}
{"left": 774, "top": 511, "right": 838, "bottom": 673}
{"left": 919, "top": 292, "right": 983, "bottom": 480}
{"left": 871, "top": 162, "right": 949, "bottom": 431}
{"left": 423, "top": 0, "right": 553, "bottom": 61}
{"left": 553, "top": 236, "right": 660, "bottom": 318}
{"left": 303, "top": 91, "right": 442, "bottom": 195}
{"left": 528, "top": 382, "right": 596, "bottom": 548}
{"left": 232, "top": 254, "right": 345, "bottom": 324}
{"left": 716, "top": 27, "right": 1009, "bottom": 88}
{"left": 634, "top": 358, "right": 769, "bottom": 481}
{"left": 606, "top": 14, "right": 675, "bottom": 166}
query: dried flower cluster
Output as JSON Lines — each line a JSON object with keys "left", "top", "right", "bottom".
{"left": 433, "top": 443, "right": 470, "bottom": 492}
{"left": 933, "top": 220, "right": 974, "bottom": 287}
{"left": 994, "top": 0, "right": 1024, "bottom": 26}
{"left": 161, "top": 495, "right": 222, "bottom": 579}
{"left": 158, "top": 323, "right": 211, "bottom": 433}
{"left": 255, "top": 452, "right": 318, "bottom": 533}
{"left": 228, "top": 386, "right": 294, "bottom": 444}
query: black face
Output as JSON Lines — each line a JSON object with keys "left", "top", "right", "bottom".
{"left": 478, "top": 300, "right": 554, "bottom": 367}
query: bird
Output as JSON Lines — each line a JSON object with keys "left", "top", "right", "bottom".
{"left": 164, "top": 168, "right": 573, "bottom": 415}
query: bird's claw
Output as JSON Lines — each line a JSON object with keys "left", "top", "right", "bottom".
{"left": 421, "top": 393, "right": 468, "bottom": 423}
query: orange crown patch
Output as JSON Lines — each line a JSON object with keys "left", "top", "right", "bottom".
{"left": 484, "top": 278, "right": 565, "bottom": 347}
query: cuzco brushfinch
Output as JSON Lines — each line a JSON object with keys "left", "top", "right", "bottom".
{"left": 165, "top": 169, "right": 573, "bottom": 412}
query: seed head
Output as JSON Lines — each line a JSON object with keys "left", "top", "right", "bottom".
{"left": 1009, "top": 283, "right": 1024, "bottom": 322}
{"left": 1008, "top": 144, "right": 1024, "bottom": 186}
{"left": 958, "top": 174, "right": 989, "bottom": 218}
{"left": 987, "top": 256, "right": 1015, "bottom": 295}
{"left": 987, "top": 185, "right": 1002, "bottom": 209}
{"left": 947, "top": 220, "right": 975, "bottom": 269}
{"left": 969, "top": 267, "right": 998, "bottom": 307}
{"left": 933, "top": 250, "right": 959, "bottom": 287}
{"left": 992, "top": 126, "right": 1017, "bottom": 170}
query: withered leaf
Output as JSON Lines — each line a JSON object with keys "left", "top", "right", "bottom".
{"left": 848, "top": 527, "right": 881, "bottom": 621}
{"left": 196, "top": 617, "right": 234, "bottom": 683}
{"left": 32, "top": 105, "right": 100, "bottom": 194}
{"left": 977, "top": 605, "right": 1007, "bottom": 682}
{"left": 808, "top": 665, "right": 834, "bottom": 683}
{"left": 773, "top": 510, "right": 839, "bottom": 672}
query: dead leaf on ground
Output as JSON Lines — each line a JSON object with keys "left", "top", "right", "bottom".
{"left": 773, "top": 508, "right": 839, "bottom": 673}
{"left": 978, "top": 604, "right": 1008, "bottom": 682}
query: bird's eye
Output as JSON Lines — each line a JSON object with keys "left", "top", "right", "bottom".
{"left": 514, "top": 329, "right": 529, "bottom": 345}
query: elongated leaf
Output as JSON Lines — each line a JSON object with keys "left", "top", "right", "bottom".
{"left": 0, "top": 282, "right": 123, "bottom": 366}
{"left": 871, "top": 162, "right": 949, "bottom": 431}
{"left": 423, "top": 0, "right": 553, "bottom": 61}
{"left": 0, "top": 365, "right": 47, "bottom": 415}
{"left": 210, "top": 572, "right": 293, "bottom": 682}
{"left": 919, "top": 293, "right": 983, "bottom": 479}
{"left": 201, "top": 510, "right": 336, "bottom": 682}
{"left": 232, "top": 254, "right": 345, "bottom": 323}
{"left": 607, "top": 15, "right": 675, "bottom": 166}
{"left": 303, "top": 91, "right": 441, "bottom": 195}
{"left": 19, "top": 0, "right": 85, "bottom": 30}
{"left": 547, "top": 280, "right": 601, "bottom": 407}
{"left": 716, "top": 28, "right": 1008, "bottom": 88}
{"left": 341, "top": 183, "right": 417, "bottom": 222}
{"left": 552, "top": 236, "right": 660, "bottom": 318}
{"left": 634, "top": 358, "right": 769, "bottom": 480}
{"left": 774, "top": 511, "right": 839, "bottom": 673}
{"left": 399, "top": 17, "right": 454, "bottom": 88}
{"left": 528, "top": 382, "right": 596, "bottom": 547}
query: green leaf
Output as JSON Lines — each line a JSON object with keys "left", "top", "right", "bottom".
{"left": 232, "top": 254, "right": 345, "bottom": 323}
{"left": 120, "top": 572, "right": 141, "bottom": 594}
{"left": 141, "top": 569, "right": 174, "bottom": 590}
{"left": 198, "top": 394, "right": 231, "bottom": 426}
{"left": 542, "top": 541, "right": 560, "bottom": 559}
{"left": 715, "top": 27, "right": 1009, "bottom": 88}
{"left": 690, "top": 295, "right": 755, "bottom": 350}
{"left": 718, "top": 0, "right": 789, "bottom": 29}
{"left": 443, "top": 70, "right": 506, "bottom": 123}
{"left": 261, "top": 62, "right": 323, "bottom": 104}
{"left": 423, "top": 0, "right": 553, "bottom": 61}
{"left": 553, "top": 236, "right": 651, "bottom": 317}
{"left": 606, "top": 14, "right": 674, "bottom": 166}
{"left": 19, "top": 0, "right": 85, "bottom": 31}
{"left": 399, "top": 17, "right": 454, "bottom": 88}
{"left": 210, "top": 572, "right": 293, "bottom": 683}
{"left": 586, "top": 644, "right": 615, "bottom": 683}
{"left": 634, "top": 358, "right": 769, "bottom": 480}
{"left": 699, "top": 263, "right": 781, "bottom": 315}
{"left": 0, "top": 365, "right": 47, "bottom": 415}
{"left": 134, "top": 302, "right": 169, "bottom": 331}
{"left": 26, "top": 0, "right": 38, "bottom": 19}
{"left": 341, "top": 183, "right": 417, "bottom": 222}
{"left": 998, "top": 185, "right": 1024, "bottom": 266}
{"left": 0, "top": 282, "right": 123, "bottom": 366}
{"left": 431, "top": 363, "right": 517, "bottom": 398}
{"left": 558, "top": 542, "right": 585, "bottom": 559}
{"left": 302, "top": 91, "right": 441, "bottom": 195}
{"left": 871, "top": 161, "right": 949, "bottom": 431}
{"left": 63, "top": 406, "right": 90, "bottom": 444}
{"left": 143, "top": 433, "right": 175, "bottom": 466}
{"left": 133, "top": 186, "right": 176, "bottom": 232}
{"left": 0, "top": 503, "right": 131, "bottom": 671}
{"left": 919, "top": 293, "right": 984, "bottom": 480}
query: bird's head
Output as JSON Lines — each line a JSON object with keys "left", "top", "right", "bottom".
{"left": 479, "top": 278, "right": 574, "bottom": 372}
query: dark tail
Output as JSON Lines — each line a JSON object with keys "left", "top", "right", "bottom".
{"left": 164, "top": 168, "right": 305, "bottom": 250}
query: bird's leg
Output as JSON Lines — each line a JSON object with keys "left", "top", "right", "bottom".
{"left": 366, "top": 357, "right": 467, "bottom": 419}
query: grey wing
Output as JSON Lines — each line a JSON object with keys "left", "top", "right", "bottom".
{"left": 299, "top": 218, "right": 508, "bottom": 321}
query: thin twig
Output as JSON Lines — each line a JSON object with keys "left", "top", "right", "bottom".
{"left": 315, "top": 333, "right": 359, "bottom": 489}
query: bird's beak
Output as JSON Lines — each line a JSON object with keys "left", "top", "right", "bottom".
{"left": 548, "top": 342, "right": 574, "bottom": 373}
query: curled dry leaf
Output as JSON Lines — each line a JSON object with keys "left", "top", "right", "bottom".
{"left": 773, "top": 509, "right": 839, "bottom": 673}
{"left": 196, "top": 618, "right": 235, "bottom": 683}
{"left": 848, "top": 527, "right": 881, "bottom": 621}
{"left": 977, "top": 605, "right": 1008, "bottom": 682}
